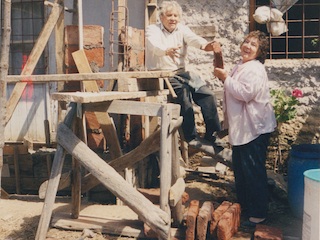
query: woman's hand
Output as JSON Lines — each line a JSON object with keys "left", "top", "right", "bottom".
{"left": 214, "top": 67, "right": 228, "bottom": 82}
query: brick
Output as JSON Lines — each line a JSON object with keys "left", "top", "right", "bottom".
{"left": 254, "top": 224, "right": 283, "bottom": 240}
{"left": 209, "top": 201, "right": 232, "bottom": 236}
{"left": 186, "top": 200, "right": 200, "bottom": 240}
{"left": 196, "top": 201, "right": 214, "bottom": 240}
{"left": 232, "top": 203, "right": 241, "bottom": 233}
{"left": 217, "top": 203, "right": 241, "bottom": 240}
{"left": 64, "top": 25, "right": 104, "bottom": 46}
{"left": 213, "top": 41, "right": 224, "bottom": 68}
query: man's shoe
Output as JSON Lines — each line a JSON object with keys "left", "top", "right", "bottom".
{"left": 188, "top": 137, "right": 219, "bottom": 156}
{"left": 241, "top": 218, "right": 266, "bottom": 228}
{"left": 216, "top": 129, "right": 229, "bottom": 139}
{"left": 187, "top": 138, "right": 203, "bottom": 149}
{"left": 204, "top": 135, "right": 228, "bottom": 148}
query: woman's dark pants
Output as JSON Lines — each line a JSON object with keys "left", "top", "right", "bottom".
{"left": 232, "top": 133, "right": 271, "bottom": 218}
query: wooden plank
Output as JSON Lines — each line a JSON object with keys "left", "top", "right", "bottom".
{"left": 52, "top": 210, "right": 184, "bottom": 239}
{"left": 38, "top": 171, "right": 71, "bottom": 199}
{"left": 94, "top": 111, "right": 122, "bottom": 159}
{"left": 13, "top": 146, "right": 21, "bottom": 194}
{"left": 159, "top": 105, "right": 172, "bottom": 222}
{"left": 51, "top": 91, "right": 166, "bottom": 106}
{"left": 6, "top": 70, "right": 176, "bottom": 83}
{"left": 171, "top": 130, "right": 184, "bottom": 226}
{"left": 169, "top": 177, "right": 185, "bottom": 207}
{"left": 163, "top": 77, "right": 177, "bottom": 98}
{"left": 56, "top": 123, "right": 171, "bottom": 240}
{"left": 0, "top": 0, "right": 11, "bottom": 198}
{"left": 72, "top": 50, "right": 100, "bottom": 92}
{"left": 145, "top": 0, "right": 157, "bottom": 28}
{"left": 5, "top": 3, "right": 63, "bottom": 124}
{"left": 35, "top": 103, "right": 76, "bottom": 240}
{"left": 39, "top": 116, "right": 182, "bottom": 195}
{"left": 54, "top": 0, "right": 65, "bottom": 76}
{"left": 71, "top": 32, "right": 100, "bottom": 215}
{"left": 0, "top": 188, "right": 9, "bottom": 199}
{"left": 53, "top": 212, "right": 145, "bottom": 238}
{"left": 85, "top": 100, "right": 180, "bottom": 119}
{"left": 72, "top": 47, "right": 122, "bottom": 170}
{"left": 3, "top": 144, "right": 29, "bottom": 155}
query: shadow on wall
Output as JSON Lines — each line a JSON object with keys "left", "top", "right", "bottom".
{"left": 295, "top": 99, "right": 320, "bottom": 145}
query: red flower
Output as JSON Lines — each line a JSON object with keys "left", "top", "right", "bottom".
{"left": 292, "top": 88, "right": 303, "bottom": 98}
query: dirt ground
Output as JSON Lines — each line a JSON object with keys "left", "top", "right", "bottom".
{"left": 0, "top": 150, "right": 303, "bottom": 240}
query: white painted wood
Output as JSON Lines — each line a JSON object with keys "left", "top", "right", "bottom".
{"left": 5, "top": 83, "right": 53, "bottom": 143}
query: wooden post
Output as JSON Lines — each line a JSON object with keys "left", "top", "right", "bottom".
{"left": 13, "top": 146, "right": 21, "bottom": 194}
{"left": 171, "top": 130, "right": 184, "bottom": 226}
{"left": 35, "top": 103, "right": 76, "bottom": 240}
{"left": 0, "top": 0, "right": 11, "bottom": 197}
{"left": 159, "top": 105, "right": 172, "bottom": 240}
{"left": 38, "top": 116, "right": 183, "bottom": 196}
{"left": 71, "top": 115, "right": 82, "bottom": 219}
{"left": 56, "top": 122, "right": 171, "bottom": 240}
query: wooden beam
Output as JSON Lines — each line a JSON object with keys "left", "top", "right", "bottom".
{"left": 35, "top": 103, "right": 76, "bottom": 240}
{"left": 171, "top": 130, "right": 184, "bottom": 226}
{"left": 57, "top": 122, "right": 171, "bottom": 240}
{"left": 51, "top": 91, "right": 169, "bottom": 106}
{"left": 169, "top": 177, "right": 185, "bottom": 207}
{"left": 5, "top": 2, "right": 63, "bottom": 124}
{"left": 84, "top": 100, "right": 180, "bottom": 118}
{"left": 39, "top": 116, "right": 183, "bottom": 196}
{"left": 0, "top": 0, "right": 11, "bottom": 198}
{"left": 5, "top": 70, "right": 176, "bottom": 83}
{"left": 0, "top": 188, "right": 10, "bottom": 199}
{"left": 159, "top": 104, "right": 172, "bottom": 222}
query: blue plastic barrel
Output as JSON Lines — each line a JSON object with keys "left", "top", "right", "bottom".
{"left": 287, "top": 144, "right": 320, "bottom": 218}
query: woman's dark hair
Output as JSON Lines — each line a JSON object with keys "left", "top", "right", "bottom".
{"left": 242, "top": 30, "right": 269, "bottom": 64}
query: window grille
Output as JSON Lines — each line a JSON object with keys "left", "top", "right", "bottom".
{"left": 1, "top": 0, "right": 46, "bottom": 75}
{"left": 250, "top": 0, "right": 320, "bottom": 59}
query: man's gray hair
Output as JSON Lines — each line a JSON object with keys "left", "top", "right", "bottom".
{"left": 159, "top": 1, "right": 182, "bottom": 18}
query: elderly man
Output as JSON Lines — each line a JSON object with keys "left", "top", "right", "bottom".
{"left": 145, "top": 1, "right": 225, "bottom": 154}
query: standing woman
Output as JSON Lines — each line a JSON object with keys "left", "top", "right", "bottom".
{"left": 214, "top": 31, "right": 277, "bottom": 227}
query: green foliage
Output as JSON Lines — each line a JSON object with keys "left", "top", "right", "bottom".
{"left": 270, "top": 89, "right": 301, "bottom": 123}
{"left": 311, "top": 38, "right": 319, "bottom": 47}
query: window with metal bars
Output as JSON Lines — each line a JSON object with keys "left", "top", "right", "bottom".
{"left": 1, "top": 0, "right": 46, "bottom": 75}
{"left": 250, "top": 0, "right": 320, "bottom": 59}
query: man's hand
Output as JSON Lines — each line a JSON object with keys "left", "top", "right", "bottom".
{"left": 165, "top": 46, "right": 182, "bottom": 63}
{"left": 201, "top": 41, "right": 216, "bottom": 51}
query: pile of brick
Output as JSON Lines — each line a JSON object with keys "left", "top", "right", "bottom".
{"left": 185, "top": 200, "right": 241, "bottom": 240}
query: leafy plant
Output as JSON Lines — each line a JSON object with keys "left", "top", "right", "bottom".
{"left": 270, "top": 88, "right": 303, "bottom": 172}
{"left": 270, "top": 88, "right": 303, "bottom": 123}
